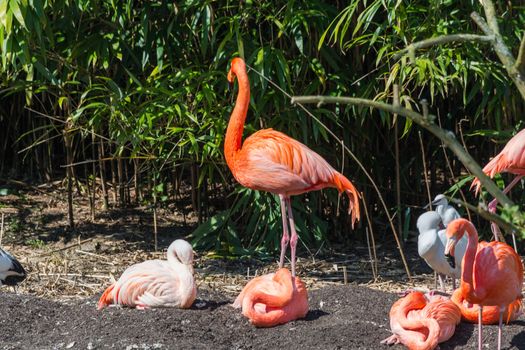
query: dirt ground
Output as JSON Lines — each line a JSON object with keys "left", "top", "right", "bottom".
{"left": 0, "top": 183, "right": 524, "bottom": 349}
{"left": 1, "top": 285, "right": 524, "bottom": 349}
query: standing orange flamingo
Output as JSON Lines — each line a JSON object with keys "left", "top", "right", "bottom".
{"left": 451, "top": 288, "right": 522, "bottom": 325}
{"left": 471, "top": 128, "right": 525, "bottom": 249}
{"left": 444, "top": 218, "right": 523, "bottom": 350}
{"left": 97, "top": 239, "right": 197, "bottom": 310}
{"left": 381, "top": 291, "right": 461, "bottom": 350}
{"left": 233, "top": 268, "right": 308, "bottom": 327}
{"left": 225, "top": 57, "right": 360, "bottom": 277}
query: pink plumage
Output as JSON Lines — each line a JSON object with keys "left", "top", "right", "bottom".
{"left": 97, "top": 239, "right": 197, "bottom": 310}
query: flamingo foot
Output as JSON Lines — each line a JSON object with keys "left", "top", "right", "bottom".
{"left": 136, "top": 304, "right": 149, "bottom": 310}
{"left": 380, "top": 334, "right": 400, "bottom": 346}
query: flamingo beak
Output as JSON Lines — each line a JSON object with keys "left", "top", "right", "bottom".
{"left": 444, "top": 236, "right": 458, "bottom": 256}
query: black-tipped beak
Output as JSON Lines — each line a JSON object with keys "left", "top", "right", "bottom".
{"left": 445, "top": 253, "right": 455, "bottom": 269}
{"left": 228, "top": 81, "right": 234, "bottom": 91}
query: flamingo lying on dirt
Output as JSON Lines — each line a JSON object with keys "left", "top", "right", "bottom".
{"left": 427, "top": 194, "right": 460, "bottom": 227}
{"left": 444, "top": 218, "right": 523, "bottom": 350}
{"left": 97, "top": 239, "right": 196, "bottom": 310}
{"left": 233, "top": 268, "right": 308, "bottom": 327}
{"left": 451, "top": 288, "right": 522, "bottom": 325}
{"left": 0, "top": 247, "right": 26, "bottom": 287}
{"left": 381, "top": 291, "right": 461, "bottom": 350}
{"left": 416, "top": 211, "right": 467, "bottom": 292}
{"left": 471, "top": 128, "right": 525, "bottom": 249}
{"left": 225, "top": 57, "right": 360, "bottom": 277}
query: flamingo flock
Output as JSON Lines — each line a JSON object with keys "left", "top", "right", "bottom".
{"left": 2, "top": 57, "right": 524, "bottom": 349}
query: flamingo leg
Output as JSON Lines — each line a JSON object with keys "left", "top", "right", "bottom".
{"left": 478, "top": 305, "right": 483, "bottom": 350}
{"left": 285, "top": 197, "right": 299, "bottom": 278}
{"left": 278, "top": 194, "right": 290, "bottom": 269}
{"left": 498, "top": 307, "right": 504, "bottom": 350}
{"left": 438, "top": 274, "right": 446, "bottom": 292}
{"left": 452, "top": 278, "right": 456, "bottom": 291}
{"left": 488, "top": 175, "right": 522, "bottom": 248}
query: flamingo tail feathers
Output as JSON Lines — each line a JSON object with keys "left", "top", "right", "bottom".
{"left": 471, "top": 153, "right": 508, "bottom": 196}
{"left": 507, "top": 296, "right": 523, "bottom": 324}
{"left": 97, "top": 284, "right": 115, "bottom": 310}
{"left": 333, "top": 173, "right": 361, "bottom": 228}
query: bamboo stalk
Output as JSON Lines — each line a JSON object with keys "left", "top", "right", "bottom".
{"left": 98, "top": 137, "right": 109, "bottom": 210}
{"left": 117, "top": 155, "right": 124, "bottom": 207}
{"left": 393, "top": 84, "right": 402, "bottom": 239}
{"left": 418, "top": 131, "right": 433, "bottom": 208}
{"left": 361, "top": 193, "right": 378, "bottom": 280}
{"left": 110, "top": 145, "right": 117, "bottom": 204}
{"left": 64, "top": 118, "right": 75, "bottom": 229}
{"left": 0, "top": 213, "right": 4, "bottom": 246}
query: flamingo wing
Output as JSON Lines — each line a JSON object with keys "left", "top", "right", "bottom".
{"left": 111, "top": 260, "right": 194, "bottom": 308}
{"left": 473, "top": 242, "right": 524, "bottom": 306}
{"left": 234, "top": 129, "right": 342, "bottom": 195}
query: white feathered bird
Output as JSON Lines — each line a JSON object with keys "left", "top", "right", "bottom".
{"left": 97, "top": 239, "right": 197, "bottom": 310}
{"left": 417, "top": 211, "right": 467, "bottom": 292}
{"left": 0, "top": 247, "right": 27, "bottom": 287}
{"left": 429, "top": 194, "right": 461, "bottom": 227}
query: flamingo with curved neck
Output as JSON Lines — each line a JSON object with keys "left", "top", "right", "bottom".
{"left": 381, "top": 291, "right": 461, "bottom": 350}
{"left": 97, "top": 239, "right": 197, "bottom": 310}
{"left": 225, "top": 57, "right": 360, "bottom": 277}
{"left": 444, "top": 218, "right": 523, "bottom": 350}
{"left": 233, "top": 268, "right": 308, "bottom": 327}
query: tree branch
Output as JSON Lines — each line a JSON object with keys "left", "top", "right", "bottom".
{"left": 470, "top": 12, "right": 493, "bottom": 36}
{"left": 470, "top": 11, "right": 525, "bottom": 100}
{"left": 447, "top": 197, "right": 517, "bottom": 238}
{"left": 393, "top": 34, "right": 493, "bottom": 60}
{"left": 290, "top": 95, "right": 514, "bottom": 209}
{"left": 515, "top": 33, "right": 525, "bottom": 75}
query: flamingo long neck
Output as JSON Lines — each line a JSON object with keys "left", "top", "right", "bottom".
{"left": 167, "top": 248, "right": 196, "bottom": 307}
{"left": 459, "top": 222, "right": 480, "bottom": 301}
{"left": 224, "top": 64, "right": 250, "bottom": 172}
{"left": 167, "top": 249, "right": 183, "bottom": 268}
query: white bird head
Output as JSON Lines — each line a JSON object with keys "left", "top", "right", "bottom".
{"left": 416, "top": 211, "right": 442, "bottom": 233}
{"left": 431, "top": 194, "right": 447, "bottom": 207}
{"left": 169, "top": 239, "right": 195, "bottom": 266}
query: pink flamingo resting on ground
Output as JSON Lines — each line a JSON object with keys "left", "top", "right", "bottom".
{"left": 233, "top": 268, "right": 308, "bottom": 327}
{"left": 471, "top": 128, "right": 525, "bottom": 249}
{"left": 444, "top": 218, "right": 523, "bottom": 350}
{"left": 225, "top": 57, "right": 360, "bottom": 277}
{"left": 451, "top": 288, "right": 522, "bottom": 325}
{"left": 97, "top": 239, "right": 197, "bottom": 310}
{"left": 381, "top": 291, "right": 461, "bottom": 350}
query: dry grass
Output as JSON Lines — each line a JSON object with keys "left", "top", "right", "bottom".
{"left": 0, "top": 183, "right": 439, "bottom": 301}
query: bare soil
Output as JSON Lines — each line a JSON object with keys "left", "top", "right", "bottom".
{"left": 0, "top": 183, "right": 524, "bottom": 349}
{"left": 1, "top": 285, "right": 524, "bottom": 349}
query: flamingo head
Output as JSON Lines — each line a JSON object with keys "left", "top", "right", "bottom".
{"left": 444, "top": 218, "right": 468, "bottom": 256}
{"left": 228, "top": 57, "right": 246, "bottom": 84}
{"left": 170, "top": 239, "right": 195, "bottom": 269}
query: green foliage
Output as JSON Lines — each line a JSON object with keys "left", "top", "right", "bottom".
{"left": 1, "top": 0, "right": 524, "bottom": 254}
{"left": 500, "top": 205, "right": 525, "bottom": 240}
{"left": 25, "top": 238, "right": 46, "bottom": 249}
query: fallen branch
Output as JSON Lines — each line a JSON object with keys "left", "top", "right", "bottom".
{"left": 36, "top": 238, "right": 94, "bottom": 257}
